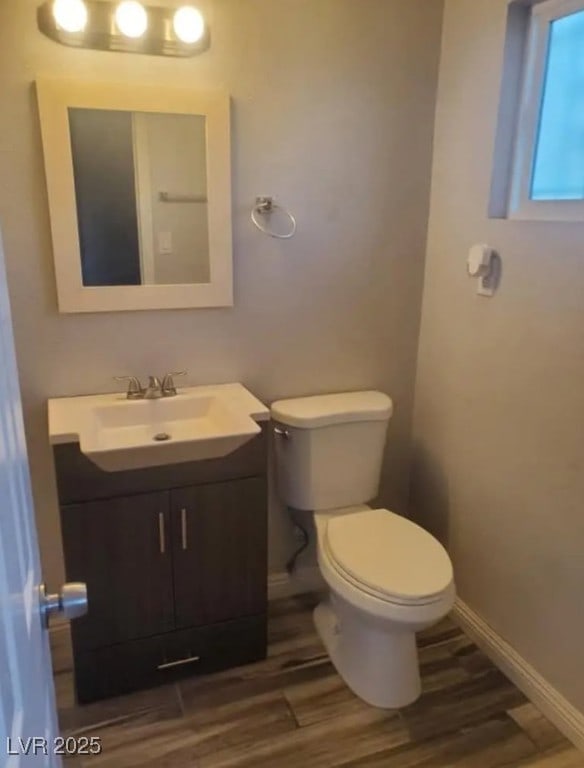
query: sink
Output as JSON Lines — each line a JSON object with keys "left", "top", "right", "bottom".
{"left": 81, "top": 394, "right": 260, "bottom": 471}
{"left": 48, "top": 383, "right": 268, "bottom": 472}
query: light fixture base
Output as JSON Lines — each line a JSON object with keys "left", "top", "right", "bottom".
{"left": 37, "top": 1, "right": 210, "bottom": 58}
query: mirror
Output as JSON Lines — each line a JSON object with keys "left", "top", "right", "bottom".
{"left": 70, "top": 109, "right": 210, "bottom": 287}
{"left": 37, "top": 79, "right": 232, "bottom": 312}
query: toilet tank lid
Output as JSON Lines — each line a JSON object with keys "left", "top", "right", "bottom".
{"left": 271, "top": 391, "right": 393, "bottom": 428}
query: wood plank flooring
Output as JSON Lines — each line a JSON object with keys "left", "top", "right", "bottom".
{"left": 50, "top": 593, "right": 583, "bottom": 767}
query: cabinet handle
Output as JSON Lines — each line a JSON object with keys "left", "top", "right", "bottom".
{"left": 181, "top": 508, "right": 188, "bottom": 551}
{"left": 158, "top": 512, "right": 166, "bottom": 554}
{"left": 157, "top": 654, "right": 200, "bottom": 671}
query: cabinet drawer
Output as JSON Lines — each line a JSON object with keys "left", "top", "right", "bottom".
{"left": 73, "top": 614, "right": 267, "bottom": 703}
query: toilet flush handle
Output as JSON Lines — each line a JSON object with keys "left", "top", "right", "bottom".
{"left": 273, "top": 426, "right": 291, "bottom": 440}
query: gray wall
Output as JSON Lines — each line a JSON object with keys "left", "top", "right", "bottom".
{"left": 412, "top": 0, "right": 584, "bottom": 712}
{"left": 144, "top": 113, "right": 210, "bottom": 285}
{"left": 0, "top": 0, "right": 444, "bottom": 587}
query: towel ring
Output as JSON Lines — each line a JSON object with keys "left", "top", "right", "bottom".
{"left": 251, "top": 196, "right": 297, "bottom": 239}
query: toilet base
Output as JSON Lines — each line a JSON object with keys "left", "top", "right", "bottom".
{"left": 314, "top": 595, "right": 422, "bottom": 709}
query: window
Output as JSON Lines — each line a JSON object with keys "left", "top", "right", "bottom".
{"left": 530, "top": 6, "right": 584, "bottom": 200}
{"left": 505, "top": 0, "right": 584, "bottom": 219}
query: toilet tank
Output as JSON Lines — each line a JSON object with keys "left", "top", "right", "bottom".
{"left": 271, "top": 391, "right": 393, "bottom": 511}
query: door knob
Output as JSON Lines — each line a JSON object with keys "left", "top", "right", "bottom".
{"left": 40, "top": 582, "right": 88, "bottom": 628}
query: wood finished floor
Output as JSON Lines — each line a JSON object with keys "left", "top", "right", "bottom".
{"left": 51, "top": 594, "right": 584, "bottom": 767}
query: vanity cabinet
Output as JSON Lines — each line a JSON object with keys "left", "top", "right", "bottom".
{"left": 54, "top": 426, "right": 268, "bottom": 703}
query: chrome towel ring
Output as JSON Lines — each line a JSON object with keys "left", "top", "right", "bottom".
{"left": 251, "top": 196, "right": 297, "bottom": 239}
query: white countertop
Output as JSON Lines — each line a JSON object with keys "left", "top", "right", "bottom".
{"left": 48, "top": 382, "right": 270, "bottom": 445}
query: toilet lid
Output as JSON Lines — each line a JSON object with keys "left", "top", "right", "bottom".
{"left": 325, "top": 509, "right": 453, "bottom": 604}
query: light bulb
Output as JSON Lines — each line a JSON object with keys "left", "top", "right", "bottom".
{"left": 173, "top": 6, "right": 205, "bottom": 44}
{"left": 53, "top": 0, "right": 88, "bottom": 33}
{"left": 115, "top": 1, "right": 148, "bottom": 38}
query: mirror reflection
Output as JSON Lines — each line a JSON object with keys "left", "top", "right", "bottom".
{"left": 68, "top": 109, "right": 209, "bottom": 287}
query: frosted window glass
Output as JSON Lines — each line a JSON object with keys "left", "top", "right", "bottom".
{"left": 531, "top": 10, "right": 584, "bottom": 200}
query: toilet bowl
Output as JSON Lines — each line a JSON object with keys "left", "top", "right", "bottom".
{"left": 271, "top": 391, "right": 456, "bottom": 709}
{"left": 314, "top": 506, "right": 455, "bottom": 708}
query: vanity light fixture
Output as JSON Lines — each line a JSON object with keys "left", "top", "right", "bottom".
{"left": 37, "top": 0, "right": 210, "bottom": 57}
{"left": 53, "top": 0, "right": 88, "bottom": 32}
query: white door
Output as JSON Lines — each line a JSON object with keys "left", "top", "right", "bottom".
{"left": 0, "top": 227, "right": 60, "bottom": 766}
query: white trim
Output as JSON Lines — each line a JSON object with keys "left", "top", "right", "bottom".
{"left": 509, "top": 200, "right": 584, "bottom": 221}
{"left": 532, "top": 0, "right": 584, "bottom": 19}
{"left": 268, "top": 567, "right": 325, "bottom": 602}
{"left": 36, "top": 78, "right": 233, "bottom": 312}
{"left": 132, "top": 113, "right": 156, "bottom": 286}
{"left": 509, "top": 0, "right": 553, "bottom": 217}
{"left": 453, "top": 598, "right": 584, "bottom": 752}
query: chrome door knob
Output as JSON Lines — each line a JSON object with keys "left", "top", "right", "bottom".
{"left": 40, "top": 582, "right": 88, "bottom": 628}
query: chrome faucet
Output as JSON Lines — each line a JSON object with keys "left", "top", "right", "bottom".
{"left": 144, "top": 376, "right": 164, "bottom": 399}
{"left": 115, "top": 371, "right": 187, "bottom": 400}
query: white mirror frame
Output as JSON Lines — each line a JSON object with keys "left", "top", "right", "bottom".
{"left": 36, "top": 78, "right": 233, "bottom": 313}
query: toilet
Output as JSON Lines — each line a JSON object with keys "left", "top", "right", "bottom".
{"left": 271, "top": 391, "right": 455, "bottom": 709}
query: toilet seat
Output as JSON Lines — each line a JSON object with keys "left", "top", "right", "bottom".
{"left": 323, "top": 509, "right": 453, "bottom": 606}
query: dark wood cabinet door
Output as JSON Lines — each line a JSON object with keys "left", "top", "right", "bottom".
{"left": 61, "top": 492, "right": 175, "bottom": 649}
{"left": 171, "top": 477, "right": 267, "bottom": 629}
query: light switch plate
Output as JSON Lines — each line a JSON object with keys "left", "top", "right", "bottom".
{"left": 158, "top": 231, "right": 173, "bottom": 255}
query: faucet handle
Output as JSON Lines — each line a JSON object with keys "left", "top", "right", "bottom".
{"left": 161, "top": 371, "right": 187, "bottom": 397}
{"left": 114, "top": 376, "right": 144, "bottom": 400}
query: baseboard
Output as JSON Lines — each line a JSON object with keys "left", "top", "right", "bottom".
{"left": 453, "top": 598, "right": 584, "bottom": 752}
{"left": 268, "top": 566, "right": 325, "bottom": 601}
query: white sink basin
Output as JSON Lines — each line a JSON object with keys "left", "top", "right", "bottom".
{"left": 48, "top": 383, "right": 268, "bottom": 472}
{"left": 82, "top": 394, "right": 260, "bottom": 471}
